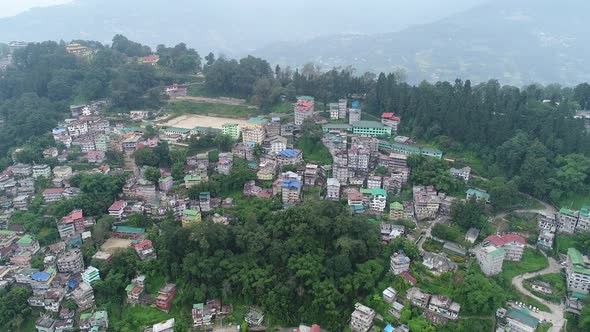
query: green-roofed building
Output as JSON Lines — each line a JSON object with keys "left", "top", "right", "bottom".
{"left": 465, "top": 189, "right": 490, "bottom": 203}
{"left": 351, "top": 120, "right": 392, "bottom": 137}
{"left": 248, "top": 117, "right": 268, "bottom": 125}
{"left": 505, "top": 307, "right": 539, "bottom": 332}
{"left": 389, "top": 202, "right": 404, "bottom": 220}
{"left": 16, "top": 234, "right": 36, "bottom": 249}
{"left": 558, "top": 207, "right": 579, "bottom": 234}
{"left": 184, "top": 174, "right": 202, "bottom": 189}
{"left": 378, "top": 140, "right": 443, "bottom": 159}
{"left": 360, "top": 188, "right": 387, "bottom": 212}
{"left": 566, "top": 247, "right": 590, "bottom": 294}
{"left": 475, "top": 245, "right": 505, "bottom": 276}
{"left": 112, "top": 226, "right": 145, "bottom": 239}
{"left": 222, "top": 123, "right": 241, "bottom": 140}
{"left": 576, "top": 206, "right": 590, "bottom": 232}
{"left": 182, "top": 209, "right": 202, "bottom": 227}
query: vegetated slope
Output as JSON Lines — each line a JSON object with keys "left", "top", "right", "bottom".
{"left": 255, "top": 0, "right": 590, "bottom": 85}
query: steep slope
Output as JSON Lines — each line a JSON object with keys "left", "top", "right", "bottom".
{"left": 0, "top": 0, "right": 486, "bottom": 55}
{"left": 255, "top": 0, "right": 590, "bottom": 85}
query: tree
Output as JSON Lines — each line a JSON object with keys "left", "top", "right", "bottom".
{"left": 144, "top": 166, "right": 161, "bottom": 183}
{"left": 451, "top": 198, "right": 487, "bottom": 230}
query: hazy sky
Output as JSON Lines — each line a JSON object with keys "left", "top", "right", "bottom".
{"left": 0, "top": 0, "right": 71, "bottom": 17}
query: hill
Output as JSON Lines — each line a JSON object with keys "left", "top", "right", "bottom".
{"left": 254, "top": 0, "right": 590, "bottom": 85}
{"left": 0, "top": 0, "right": 485, "bottom": 55}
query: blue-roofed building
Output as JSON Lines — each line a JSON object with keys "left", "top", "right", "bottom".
{"left": 276, "top": 149, "right": 303, "bottom": 166}
{"left": 384, "top": 324, "right": 394, "bottom": 332}
{"left": 390, "top": 253, "right": 411, "bottom": 275}
{"left": 280, "top": 172, "right": 302, "bottom": 207}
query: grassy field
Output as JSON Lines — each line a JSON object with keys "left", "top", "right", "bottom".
{"left": 554, "top": 235, "right": 579, "bottom": 254}
{"left": 506, "top": 212, "right": 539, "bottom": 242}
{"left": 499, "top": 248, "right": 548, "bottom": 281}
{"left": 109, "top": 304, "right": 176, "bottom": 331}
{"left": 556, "top": 192, "right": 590, "bottom": 210}
{"left": 168, "top": 100, "right": 259, "bottom": 119}
{"left": 295, "top": 135, "right": 333, "bottom": 165}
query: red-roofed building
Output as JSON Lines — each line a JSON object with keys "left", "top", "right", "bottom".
{"left": 131, "top": 239, "right": 156, "bottom": 260}
{"left": 43, "top": 188, "right": 65, "bottom": 202}
{"left": 142, "top": 54, "right": 159, "bottom": 66}
{"left": 108, "top": 200, "right": 127, "bottom": 219}
{"left": 156, "top": 283, "right": 176, "bottom": 313}
{"left": 63, "top": 210, "right": 85, "bottom": 233}
{"left": 381, "top": 112, "right": 401, "bottom": 133}
{"left": 85, "top": 150, "right": 105, "bottom": 163}
{"left": 484, "top": 234, "right": 526, "bottom": 261}
{"left": 400, "top": 271, "right": 417, "bottom": 285}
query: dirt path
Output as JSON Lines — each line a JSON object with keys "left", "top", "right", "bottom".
{"left": 511, "top": 255, "right": 566, "bottom": 332}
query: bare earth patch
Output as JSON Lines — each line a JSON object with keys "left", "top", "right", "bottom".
{"left": 162, "top": 114, "right": 250, "bottom": 129}
{"left": 101, "top": 238, "right": 133, "bottom": 253}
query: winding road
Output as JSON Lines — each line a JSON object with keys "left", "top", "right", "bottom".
{"left": 511, "top": 255, "right": 565, "bottom": 332}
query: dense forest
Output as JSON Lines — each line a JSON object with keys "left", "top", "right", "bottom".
{"left": 0, "top": 35, "right": 201, "bottom": 167}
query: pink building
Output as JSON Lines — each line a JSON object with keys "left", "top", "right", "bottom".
{"left": 108, "top": 200, "right": 127, "bottom": 219}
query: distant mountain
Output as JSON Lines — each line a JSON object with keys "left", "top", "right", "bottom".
{"left": 254, "top": 0, "right": 590, "bottom": 86}
{"left": 0, "top": 0, "right": 486, "bottom": 56}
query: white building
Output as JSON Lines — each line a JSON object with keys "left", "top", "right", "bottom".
{"left": 474, "top": 244, "right": 505, "bottom": 276}
{"left": 566, "top": 248, "right": 590, "bottom": 294}
{"left": 350, "top": 303, "right": 375, "bottom": 332}
{"left": 32, "top": 164, "right": 51, "bottom": 179}
{"left": 326, "top": 178, "right": 340, "bottom": 200}
{"left": 390, "top": 253, "right": 411, "bottom": 275}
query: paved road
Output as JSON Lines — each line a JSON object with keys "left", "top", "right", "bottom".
{"left": 511, "top": 255, "right": 566, "bottom": 332}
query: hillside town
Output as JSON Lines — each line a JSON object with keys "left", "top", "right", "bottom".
{"left": 0, "top": 89, "right": 586, "bottom": 332}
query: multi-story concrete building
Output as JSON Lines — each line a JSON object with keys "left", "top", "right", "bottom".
{"left": 449, "top": 166, "right": 471, "bottom": 183}
{"left": 265, "top": 118, "right": 281, "bottom": 138}
{"left": 222, "top": 123, "right": 240, "bottom": 140}
{"left": 329, "top": 103, "right": 339, "bottom": 120}
{"left": 156, "top": 283, "right": 177, "bottom": 313}
{"left": 304, "top": 164, "right": 319, "bottom": 186}
{"left": 576, "top": 206, "right": 590, "bottom": 232}
{"left": 390, "top": 252, "right": 411, "bottom": 275}
{"left": 294, "top": 96, "right": 315, "bottom": 126}
{"left": 326, "top": 178, "right": 340, "bottom": 200}
{"left": 57, "top": 249, "right": 84, "bottom": 273}
{"left": 413, "top": 186, "right": 440, "bottom": 221}
{"left": 351, "top": 120, "right": 392, "bottom": 137}
{"left": 72, "top": 281, "right": 95, "bottom": 311}
{"left": 281, "top": 172, "right": 302, "bottom": 207}
{"left": 94, "top": 134, "right": 111, "bottom": 152}
{"left": 389, "top": 202, "right": 405, "bottom": 220}
{"left": 199, "top": 192, "right": 211, "bottom": 212}
{"left": 484, "top": 234, "right": 526, "bottom": 261}
{"left": 348, "top": 108, "right": 362, "bottom": 125}
{"left": 557, "top": 208, "right": 579, "bottom": 234}
{"left": 537, "top": 229, "right": 555, "bottom": 250}
{"left": 82, "top": 266, "right": 101, "bottom": 284}
{"left": 270, "top": 136, "right": 288, "bottom": 154}
{"left": 538, "top": 212, "right": 557, "bottom": 231}
{"left": 366, "top": 175, "right": 382, "bottom": 189}
{"left": 566, "top": 247, "right": 590, "bottom": 294}
{"left": 67, "top": 121, "right": 88, "bottom": 137}
{"left": 474, "top": 244, "right": 505, "bottom": 276}
{"left": 108, "top": 200, "right": 127, "bottom": 220}
{"left": 350, "top": 303, "right": 375, "bottom": 332}
{"left": 338, "top": 99, "right": 348, "bottom": 119}
{"left": 11, "top": 163, "right": 32, "bottom": 177}
{"left": 361, "top": 188, "right": 387, "bottom": 212}
{"left": 52, "top": 166, "right": 73, "bottom": 179}
{"left": 381, "top": 112, "right": 401, "bottom": 133}
{"left": 32, "top": 164, "right": 51, "bottom": 179}
{"left": 242, "top": 117, "right": 268, "bottom": 144}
